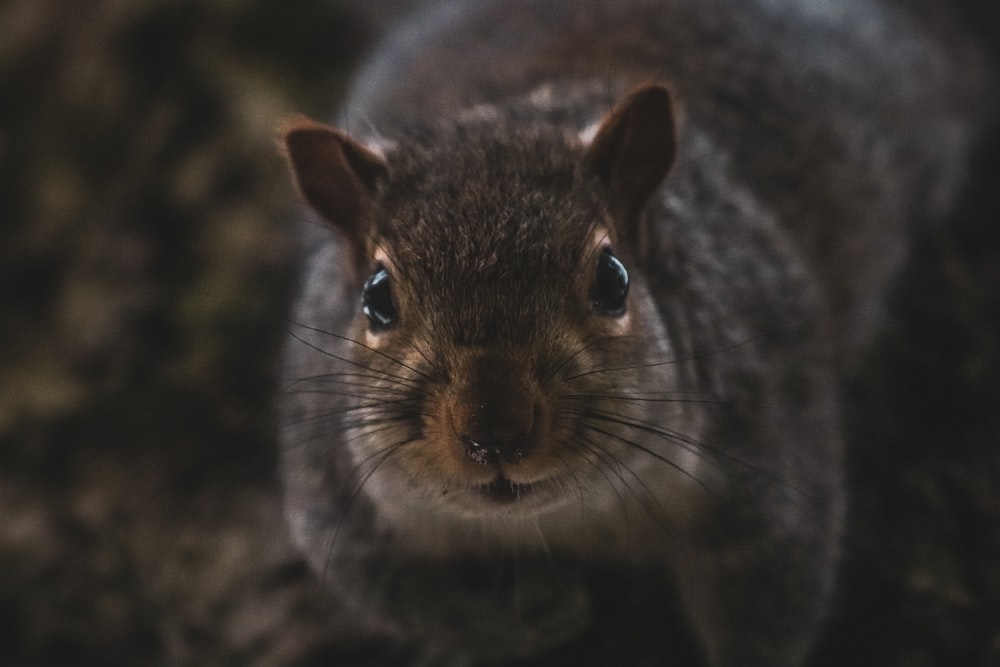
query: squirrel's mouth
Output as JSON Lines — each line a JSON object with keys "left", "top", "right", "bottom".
{"left": 478, "top": 478, "right": 528, "bottom": 503}
{"left": 475, "top": 476, "right": 552, "bottom": 505}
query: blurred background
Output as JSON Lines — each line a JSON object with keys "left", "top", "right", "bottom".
{"left": 0, "top": 2, "right": 396, "bottom": 664}
{"left": 0, "top": 1, "right": 998, "bottom": 665}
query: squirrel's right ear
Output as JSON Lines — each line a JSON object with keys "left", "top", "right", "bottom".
{"left": 281, "top": 118, "right": 387, "bottom": 262}
{"left": 583, "top": 84, "right": 677, "bottom": 245}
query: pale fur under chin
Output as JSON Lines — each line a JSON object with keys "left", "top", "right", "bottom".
{"left": 360, "top": 449, "right": 712, "bottom": 562}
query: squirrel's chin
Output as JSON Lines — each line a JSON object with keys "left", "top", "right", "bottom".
{"left": 426, "top": 475, "right": 566, "bottom": 518}
{"left": 468, "top": 475, "right": 560, "bottom": 509}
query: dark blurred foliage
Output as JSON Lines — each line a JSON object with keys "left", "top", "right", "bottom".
{"left": 816, "top": 127, "right": 1000, "bottom": 667}
{"left": 0, "top": 1, "right": 369, "bottom": 469}
{"left": 0, "top": 2, "right": 378, "bottom": 664}
{"left": 0, "top": 1, "right": 997, "bottom": 665}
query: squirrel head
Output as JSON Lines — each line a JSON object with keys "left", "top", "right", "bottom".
{"left": 280, "top": 84, "right": 686, "bottom": 521}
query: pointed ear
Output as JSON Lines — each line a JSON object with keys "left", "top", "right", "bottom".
{"left": 281, "top": 117, "right": 387, "bottom": 272}
{"left": 583, "top": 84, "right": 677, "bottom": 244}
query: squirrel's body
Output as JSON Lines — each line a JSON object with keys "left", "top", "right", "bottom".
{"left": 279, "top": 1, "right": 988, "bottom": 665}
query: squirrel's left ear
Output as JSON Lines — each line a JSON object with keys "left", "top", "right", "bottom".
{"left": 281, "top": 118, "right": 388, "bottom": 276}
{"left": 583, "top": 83, "right": 677, "bottom": 245}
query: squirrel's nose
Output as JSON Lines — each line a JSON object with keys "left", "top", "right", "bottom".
{"left": 459, "top": 401, "right": 536, "bottom": 466}
{"left": 449, "top": 356, "right": 539, "bottom": 465}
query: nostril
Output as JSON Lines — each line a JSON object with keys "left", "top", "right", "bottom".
{"left": 461, "top": 434, "right": 529, "bottom": 466}
{"left": 462, "top": 436, "right": 494, "bottom": 465}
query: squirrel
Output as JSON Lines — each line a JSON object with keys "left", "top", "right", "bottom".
{"left": 277, "top": 0, "right": 988, "bottom": 665}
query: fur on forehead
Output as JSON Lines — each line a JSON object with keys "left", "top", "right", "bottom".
{"left": 371, "top": 118, "right": 611, "bottom": 284}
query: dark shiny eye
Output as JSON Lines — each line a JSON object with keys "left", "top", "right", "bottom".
{"left": 592, "top": 249, "right": 629, "bottom": 315}
{"left": 362, "top": 266, "right": 398, "bottom": 329}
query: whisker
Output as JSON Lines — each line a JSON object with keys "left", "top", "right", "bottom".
{"left": 561, "top": 333, "right": 766, "bottom": 382}
{"left": 559, "top": 391, "right": 727, "bottom": 408}
{"left": 281, "top": 385, "right": 413, "bottom": 401}
{"left": 550, "top": 450, "right": 588, "bottom": 511}
{"left": 319, "top": 437, "right": 417, "bottom": 585}
{"left": 575, "top": 435, "right": 673, "bottom": 527}
{"left": 282, "top": 369, "right": 420, "bottom": 393}
{"left": 572, "top": 438, "right": 633, "bottom": 523}
{"left": 543, "top": 336, "right": 617, "bottom": 383}
{"left": 576, "top": 406, "right": 820, "bottom": 505}
{"left": 276, "top": 403, "right": 426, "bottom": 457}
{"left": 285, "top": 320, "right": 432, "bottom": 383}
{"left": 572, "top": 415, "right": 718, "bottom": 496}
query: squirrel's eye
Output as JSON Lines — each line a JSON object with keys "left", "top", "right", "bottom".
{"left": 592, "top": 249, "right": 629, "bottom": 315}
{"left": 362, "top": 266, "right": 398, "bottom": 330}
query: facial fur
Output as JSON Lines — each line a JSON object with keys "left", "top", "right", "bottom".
{"left": 286, "top": 112, "right": 711, "bottom": 557}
